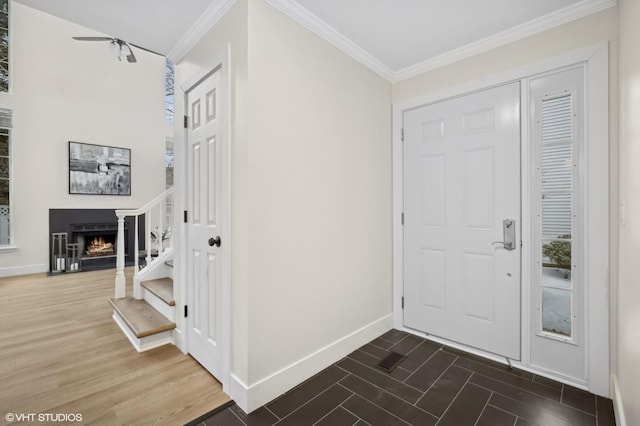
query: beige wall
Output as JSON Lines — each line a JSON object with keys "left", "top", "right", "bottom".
{"left": 617, "top": 0, "right": 640, "bottom": 422}
{"left": 246, "top": 0, "right": 392, "bottom": 383}
{"left": 174, "top": 0, "right": 392, "bottom": 407}
{"left": 173, "top": 0, "right": 250, "bottom": 384}
{"left": 0, "top": 4, "right": 166, "bottom": 276}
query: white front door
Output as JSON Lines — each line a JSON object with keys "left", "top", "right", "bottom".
{"left": 403, "top": 82, "right": 521, "bottom": 359}
{"left": 186, "top": 68, "right": 225, "bottom": 379}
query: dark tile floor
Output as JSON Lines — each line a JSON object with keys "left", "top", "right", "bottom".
{"left": 192, "top": 329, "right": 616, "bottom": 426}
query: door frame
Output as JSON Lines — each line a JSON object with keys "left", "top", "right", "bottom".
{"left": 178, "top": 45, "right": 232, "bottom": 392}
{"left": 392, "top": 43, "right": 609, "bottom": 396}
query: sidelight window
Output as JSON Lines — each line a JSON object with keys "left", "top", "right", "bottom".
{"left": 536, "top": 92, "right": 577, "bottom": 340}
{"left": 0, "top": 0, "right": 8, "bottom": 92}
{"left": 0, "top": 108, "right": 11, "bottom": 246}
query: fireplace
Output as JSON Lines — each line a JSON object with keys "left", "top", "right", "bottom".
{"left": 73, "top": 222, "right": 122, "bottom": 271}
{"left": 49, "top": 209, "right": 144, "bottom": 272}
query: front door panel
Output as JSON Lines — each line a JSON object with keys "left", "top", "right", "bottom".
{"left": 403, "top": 83, "right": 521, "bottom": 359}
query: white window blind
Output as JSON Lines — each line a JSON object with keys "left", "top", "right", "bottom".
{"left": 541, "top": 95, "right": 573, "bottom": 240}
{"left": 541, "top": 95, "right": 572, "bottom": 142}
{"left": 0, "top": 108, "right": 12, "bottom": 128}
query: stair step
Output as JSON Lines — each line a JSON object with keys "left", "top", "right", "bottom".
{"left": 141, "top": 278, "right": 175, "bottom": 306}
{"left": 108, "top": 297, "right": 176, "bottom": 338}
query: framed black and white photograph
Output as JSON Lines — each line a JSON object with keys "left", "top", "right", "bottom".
{"left": 69, "top": 141, "right": 131, "bottom": 195}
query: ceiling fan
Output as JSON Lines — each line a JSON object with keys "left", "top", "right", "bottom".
{"left": 72, "top": 37, "right": 161, "bottom": 63}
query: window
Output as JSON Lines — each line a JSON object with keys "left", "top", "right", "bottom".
{"left": 165, "top": 58, "right": 174, "bottom": 125}
{"left": 0, "top": 108, "right": 11, "bottom": 245}
{"left": 165, "top": 137, "right": 173, "bottom": 187}
{"left": 0, "top": 0, "right": 8, "bottom": 92}
{"left": 536, "top": 90, "right": 578, "bottom": 340}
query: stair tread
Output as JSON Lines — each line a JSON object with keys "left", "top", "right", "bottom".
{"left": 109, "top": 297, "right": 176, "bottom": 338}
{"left": 141, "top": 278, "right": 175, "bottom": 306}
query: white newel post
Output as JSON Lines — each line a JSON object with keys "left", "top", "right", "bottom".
{"left": 115, "top": 213, "right": 126, "bottom": 298}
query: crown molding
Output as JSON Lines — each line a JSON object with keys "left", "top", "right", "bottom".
{"left": 263, "top": 0, "right": 616, "bottom": 83}
{"left": 167, "top": 0, "right": 615, "bottom": 81}
{"left": 264, "top": 0, "right": 395, "bottom": 81}
{"left": 167, "top": 0, "right": 238, "bottom": 63}
{"left": 393, "top": 0, "right": 617, "bottom": 82}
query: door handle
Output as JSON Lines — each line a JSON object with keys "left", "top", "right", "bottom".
{"left": 208, "top": 236, "right": 221, "bottom": 247}
{"left": 491, "top": 219, "right": 515, "bottom": 250}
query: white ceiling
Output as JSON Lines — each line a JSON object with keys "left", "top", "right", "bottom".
{"left": 294, "top": 0, "right": 584, "bottom": 71}
{"left": 13, "top": 0, "right": 615, "bottom": 80}
{"left": 12, "top": 0, "right": 217, "bottom": 56}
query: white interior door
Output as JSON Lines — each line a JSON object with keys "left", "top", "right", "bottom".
{"left": 186, "top": 68, "right": 224, "bottom": 379}
{"left": 403, "top": 82, "right": 521, "bottom": 359}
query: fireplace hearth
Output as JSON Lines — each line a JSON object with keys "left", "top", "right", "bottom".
{"left": 49, "top": 209, "right": 144, "bottom": 273}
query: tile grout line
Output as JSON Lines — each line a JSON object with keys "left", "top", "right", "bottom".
{"left": 473, "top": 390, "right": 493, "bottom": 426}
{"left": 264, "top": 404, "right": 280, "bottom": 421}
{"left": 265, "top": 365, "right": 338, "bottom": 405}
{"left": 453, "top": 362, "right": 596, "bottom": 415}
{"left": 271, "top": 380, "right": 353, "bottom": 425}
{"left": 380, "top": 332, "right": 410, "bottom": 345}
{"left": 488, "top": 402, "right": 523, "bottom": 419}
{"left": 346, "top": 349, "right": 407, "bottom": 377}
{"left": 399, "top": 340, "right": 440, "bottom": 362}
{"left": 474, "top": 381, "right": 597, "bottom": 423}
{"left": 339, "top": 397, "right": 370, "bottom": 426}
{"left": 338, "top": 390, "right": 368, "bottom": 425}
{"left": 310, "top": 405, "right": 344, "bottom": 426}
{"left": 349, "top": 347, "right": 413, "bottom": 376}
{"left": 464, "top": 365, "right": 598, "bottom": 417}
{"left": 227, "top": 406, "right": 247, "bottom": 426}
{"left": 435, "top": 373, "right": 475, "bottom": 425}
{"left": 387, "top": 334, "right": 421, "bottom": 355}
{"left": 450, "top": 352, "right": 560, "bottom": 394}
{"left": 412, "top": 357, "right": 459, "bottom": 410}
{"left": 369, "top": 339, "right": 397, "bottom": 351}
{"left": 338, "top": 367, "right": 440, "bottom": 421}
{"left": 402, "top": 347, "right": 453, "bottom": 387}
{"left": 337, "top": 382, "right": 414, "bottom": 426}
{"left": 342, "top": 353, "right": 429, "bottom": 394}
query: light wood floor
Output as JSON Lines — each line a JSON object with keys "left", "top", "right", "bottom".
{"left": 0, "top": 268, "right": 230, "bottom": 425}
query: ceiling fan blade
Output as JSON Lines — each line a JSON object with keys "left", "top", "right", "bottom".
{"left": 124, "top": 43, "right": 137, "bottom": 63}
{"left": 128, "top": 42, "right": 163, "bottom": 57}
{"left": 72, "top": 36, "right": 114, "bottom": 41}
{"left": 126, "top": 51, "right": 137, "bottom": 63}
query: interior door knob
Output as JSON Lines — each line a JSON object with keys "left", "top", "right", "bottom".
{"left": 208, "top": 236, "right": 221, "bottom": 247}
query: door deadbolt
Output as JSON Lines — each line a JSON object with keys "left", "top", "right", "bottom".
{"left": 491, "top": 219, "right": 516, "bottom": 250}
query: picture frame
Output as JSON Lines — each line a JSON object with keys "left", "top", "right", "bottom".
{"left": 69, "top": 141, "right": 131, "bottom": 195}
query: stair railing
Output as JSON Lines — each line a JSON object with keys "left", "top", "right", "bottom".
{"left": 114, "top": 186, "right": 174, "bottom": 299}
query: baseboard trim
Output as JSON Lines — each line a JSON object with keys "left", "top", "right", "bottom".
{"left": 611, "top": 374, "right": 627, "bottom": 426}
{"left": 0, "top": 263, "right": 48, "bottom": 277}
{"left": 230, "top": 314, "right": 393, "bottom": 413}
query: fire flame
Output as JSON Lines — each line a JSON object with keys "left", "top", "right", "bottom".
{"left": 87, "top": 237, "right": 114, "bottom": 255}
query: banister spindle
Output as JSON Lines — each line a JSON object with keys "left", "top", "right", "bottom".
{"left": 115, "top": 214, "right": 126, "bottom": 298}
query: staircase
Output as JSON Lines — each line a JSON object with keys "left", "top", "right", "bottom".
{"left": 110, "top": 188, "right": 177, "bottom": 352}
